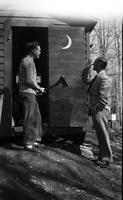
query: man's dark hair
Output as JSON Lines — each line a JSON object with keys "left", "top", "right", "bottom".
{"left": 95, "top": 57, "right": 108, "bottom": 69}
{"left": 25, "top": 41, "right": 40, "bottom": 53}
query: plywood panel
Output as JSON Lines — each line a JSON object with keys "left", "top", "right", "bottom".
{"left": 49, "top": 26, "right": 88, "bottom": 127}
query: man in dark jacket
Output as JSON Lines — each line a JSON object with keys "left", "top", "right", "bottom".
{"left": 82, "top": 57, "right": 113, "bottom": 168}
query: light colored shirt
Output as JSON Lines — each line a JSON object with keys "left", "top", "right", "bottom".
{"left": 18, "top": 55, "right": 37, "bottom": 95}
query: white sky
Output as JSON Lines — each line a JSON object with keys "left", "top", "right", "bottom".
{"left": 0, "top": 0, "right": 123, "bottom": 18}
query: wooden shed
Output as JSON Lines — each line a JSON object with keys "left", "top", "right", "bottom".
{"left": 0, "top": 10, "right": 97, "bottom": 138}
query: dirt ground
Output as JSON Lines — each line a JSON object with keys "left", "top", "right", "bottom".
{"left": 0, "top": 127, "right": 122, "bottom": 200}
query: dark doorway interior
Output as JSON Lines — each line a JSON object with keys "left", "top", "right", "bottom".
{"left": 12, "top": 27, "right": 49, "bottom": 127}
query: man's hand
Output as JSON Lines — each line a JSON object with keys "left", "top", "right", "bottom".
{"left": 37, "top": 87, "right": 46, "bottom": 95}
{"left": 39, "top": 87, "right": 45, "bottom": 93}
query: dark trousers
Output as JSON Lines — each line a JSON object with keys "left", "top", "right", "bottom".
{"left": 91, "top": 108, "right": 113, "bottom": 162}
{"left": 20, "top": 92, "right": 42, "bottom": 146}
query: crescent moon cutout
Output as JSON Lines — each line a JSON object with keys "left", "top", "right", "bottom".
{"left": 61, "top": 34, "right": 72, "bottom": 49}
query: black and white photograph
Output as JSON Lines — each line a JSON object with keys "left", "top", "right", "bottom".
{"left": 0, "top": 0, "right": 122, "bottom": 199}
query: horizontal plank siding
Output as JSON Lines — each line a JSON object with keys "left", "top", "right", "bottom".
{"left": 0, "top": 21, "right": 5, "bottom": 133}
{"left": 0, "top": 77, "right": 4, "bottom": 84}
{"left": 0, "top": 71, "right": 4, "bottom": 77}
{"left": 0, "top": 22, "right": 5, "bottom": 90}
{"left": 0, "top": 43, "right": 4, "bottom": 49}
{"left": 0, "top": 23, "right": 4, "bottom": 29}
{"left": 0, "top": 57, "right": 4, "bottom": 63}
{"left": 0, "top": 36, "right": 4, "bottom": 42}
{"left": 0, "top": 64, "right": 4, "bottom": 70}
{"left": 0, "top": 50, "right": 4, "bottom": 56}
{"left": 0, "top": 29, "right": 4, "bottom": 35}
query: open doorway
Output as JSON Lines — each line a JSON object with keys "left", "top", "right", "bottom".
{"left": 12, "top": 27, "right": 49, "bottom": 128}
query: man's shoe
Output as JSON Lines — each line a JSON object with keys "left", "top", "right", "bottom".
{"left": 92, "top": 158, "right": 101, "bottom": 163}
{"left": 24, "top": 145, "right": 41, "bottom": 153}
{"left": 33, "top": 142, "right": 40, "bottom": 147}
{"left": 94, "top": 160, "right": 109, "bottom": 168}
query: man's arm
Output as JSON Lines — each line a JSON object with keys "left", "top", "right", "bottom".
{"left": 81, "top": 64, "right": 96, "bottom": 84}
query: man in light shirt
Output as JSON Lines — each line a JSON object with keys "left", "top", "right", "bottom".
{"left": 19, "top": 41, "right": 45, "bottom": 151}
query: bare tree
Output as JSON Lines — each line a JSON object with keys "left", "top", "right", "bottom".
{"left": 113, "top": 19, "right": 122, "bottom": 126}
{"left": 90, "top": 17, "right": 122, "bottom": 127}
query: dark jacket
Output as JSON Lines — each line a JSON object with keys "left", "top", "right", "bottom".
{"left": 88, "top": 70, "right": 111, "bottom": 113}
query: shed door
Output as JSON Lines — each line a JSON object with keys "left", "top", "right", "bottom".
{"left": 49, "top": 26, "right": 88, "bottom": 128}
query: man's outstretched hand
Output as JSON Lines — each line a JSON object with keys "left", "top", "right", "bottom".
{"left": 37, "top": 87, "right": 46, "bottom": 95}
